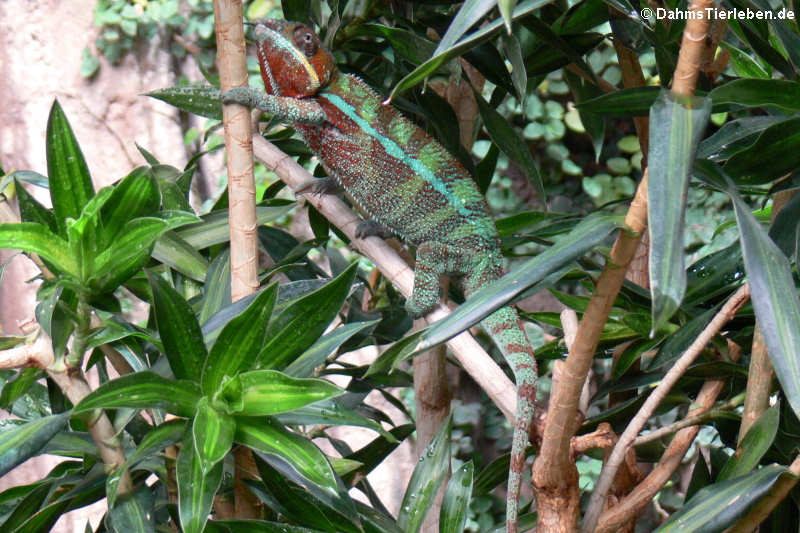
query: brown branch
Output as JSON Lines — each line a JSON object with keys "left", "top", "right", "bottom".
{"left": 594, "top": 335, "right": 742, "bottom": 531}
{"left": 634, "top": 392, "right": 746, "bottom": 447}
{"left": 531, "top": 166, "right": 648, "bottom": 531}
{"left": 0, "top": 328, "right": 133, "bottom": 494}
{"left": 738, "top": 325, "right": 773, "bottom": 443}
{"left": 585, "top": 284, "right": 750, "bottom": 533}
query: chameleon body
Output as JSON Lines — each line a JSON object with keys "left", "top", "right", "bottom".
{"left": 224, "top": 19, "right": 537, "bottom": 532}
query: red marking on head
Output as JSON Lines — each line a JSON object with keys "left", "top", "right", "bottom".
{"left": 255, "top": 20, "right": 335, "bottom": 98}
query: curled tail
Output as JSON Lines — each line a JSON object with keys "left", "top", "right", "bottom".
{"left": 481, "top": 306, "right": 537, "bottom": 533}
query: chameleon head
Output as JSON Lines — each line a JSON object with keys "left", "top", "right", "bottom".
{"left": 252, "top": 19, "right": 335, "bottom": 98}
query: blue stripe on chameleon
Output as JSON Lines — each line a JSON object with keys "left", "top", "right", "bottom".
{"left": 321, "top": 92, "right": 479, "bottom": 222}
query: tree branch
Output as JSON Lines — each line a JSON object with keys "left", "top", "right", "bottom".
{"left": 585, "top": 284, "right": 750, "bottom": 532}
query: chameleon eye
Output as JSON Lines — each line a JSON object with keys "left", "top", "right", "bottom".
{"left": 293, "top": 26, "right": 319, "bottom": 58}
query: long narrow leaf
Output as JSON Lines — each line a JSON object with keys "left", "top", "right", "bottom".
{"left": 73, "top": 372, "right": 201, "bottom": 417}
{"left": 91, "top": 217, "right": 169, "bottom": 293}
{"left": 0, "top": 413, "right": 69, "bottom": 476}
{"left": 200, "top": 283, "right": 278, "bottom": 395}
{"left": 731, "top": 187, "right": 800, "bottom": 419}
{"left": 177, "top": 434, "right": 223, "bottom": 533}
{"left": 418, "top": 214, "right": 623, "bottom": 352}
{"left": 0, "top": 223, "right": 76, "bottom": 276}
{"left": 192, "top": 398, "right": 235, "bottom": 474}
{"left": 398, "top": 415, "right": 452, "bottom": 533}
{"left": 46, "top": 100, "right": 95, "bottom": 236}
{"left": 388, "top": 0, "right": 556, "bottom": 101}
{"left": 284, "top": 319, "right": 379, "bottom": 377}
{"left": 257, "top": 263, "right": 357, "bottom": 370}
{"left": 718, "top": 404, "right": 779, "bottom": 481}
{"left": 440, "top": 461, "right": 474, "bottom": 533}
{"left": 147, "top": 271, "right": 207, "bottom": 381}
{"left": 221, "top": 369, "right": 343, "bottom": 416}
{"left": 235, "top": 417, "right": 338, "bottom": 494}
{"left": 648, "top": 90, "right": 711, "bottom": 332}
{"left": 654, "top": 465, "right": 788, "bottom": 532}
{"left": 434, "top": 0, "right": 498, "bottom": 55}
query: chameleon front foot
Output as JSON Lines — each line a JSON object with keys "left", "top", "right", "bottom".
{"left": 221, "top": 86, "right": 259, "bottom": 106}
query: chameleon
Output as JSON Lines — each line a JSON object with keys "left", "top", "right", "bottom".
{"left": 223, "top": 19, "right": 537, "bottom": 532}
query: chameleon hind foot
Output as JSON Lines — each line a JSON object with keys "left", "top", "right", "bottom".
{"left": 295, "top": 177, "right": 342, "bottom": 196}
{"left": 355, "top": 220, "right": 394, "bottom": 239}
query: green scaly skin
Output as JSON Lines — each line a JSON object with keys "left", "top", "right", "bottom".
{"left": 223, "top": 19, "right": 537, "bottom": 532}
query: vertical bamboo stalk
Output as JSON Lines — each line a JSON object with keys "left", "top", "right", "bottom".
{"left": 214, "top": 0, "right": 261, "bottom": 518}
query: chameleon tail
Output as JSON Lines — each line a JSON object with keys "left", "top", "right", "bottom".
{"left": 480, "top": 305, "right": 537, "bottom": 533}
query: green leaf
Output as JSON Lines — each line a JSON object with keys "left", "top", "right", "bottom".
{"left": 176, "top": 204, "right": 294, "bottom": 250}
{"left": 388, "top": 0, "right": 556, "bottom": 101}
{"left": 576, "top": 86, "right": 660, "bottom": 117}
{"left": 80, "top": 47, "right": 100, "bottom": 78}
{"left": 147, "top": 85, "right": 222, "bottom": 120}
{"left": 718, "top": 404, "right": 779, "bottom": 482}
{"left": 108, "top": 488, "right": 155, "bottom": 533}
{"left": 696, "top": 116, "right": 783, "bottom": 162}
{"left": 148, "top": 271, "right": 207, "bottom": 381}
{"left": 192, "top": 397, "right": 235, "bottom": 474}
{"left": 353, "top": 24, "right": 437, "bottom": 66}
{"left": 720, "top": 42, "right": 769, "bottom": 79}
{"left": 15, "top": 179, "right": 57, "bottom": 232}
{"left": 74, "top": 371, "right": 202, "bottom": 417}
{"left": 434, "top": 0, "right": 499, "bottom": 56}
{"left": 253, "top": 453, "right": 362, "bottom": 532}
{"left": 648, "top": 90, "right": 712, "bottom": 332}
{"left": 366, "top": 329, "right": 426, "bottom": 376}
{"left": 46, "top": 100, "right": 95, "bottom": 236}
{"left": 710, "top": 79, "right": 800, "bottom": 113}
{"left": 0, "top": 413, "right": 69, "bottom": 476}
{"left": 257, "top": 263, "right": 357, "bottom": 370}
{"left": 177, "top": 433, "right": 223, "bottom": 533}
{"left": 524, "top": 32, "right": 604, "bottom": 77}
{"left": 654, "top": 465, "right": 789, "bottom": 532}
{"left": 731, "top": 187, "right": 800, "bottom": 420}
{"left": 276, "top": 397, "right": 398, "bottom": 442}
{"left": 91, "top": 217, "right": 169, "bottom": 292}
{"left": 418, "top": 214, "right": 623, "bottom": 352}
{"left": 647, "top": 306, "right": 718, "bottom": 370}
{"left": 284, "top": 319, "right": 380, "bottom": 378}
{"left": 440, "top": 461, "right": 473, "bottom": 533}
{"left": 0, "top": 223, "right": 76, "bottom": 275}
{"left": 152, "top": 230, "right": 210, "bottom": 282}
{"left": 100, "top": 167, "right": 160, "bottom": 244}
{"left": 201, "top": 283, "right": 278, "bottom": 395}
{"left": 475, "top": 91, "right": 543, "bottom": 199}
{"left": 206, "top": 520, "right": 328, "bottom": 533}
{"left": 0, "top": 368, "right": 42, "bottom": 409}
{"left": 236, "top": 417, "right": 338, "bottom": 493}
{"left": 198, "top": 250, "right": 231, "bottom": 324}
{"left": 398, "top": 415, "right": 452, "bottom": 533}
{"left": 222, "top": 369, "right": 343, "bottom": 416}
{"left": 769, "top": 192, "right": 800, "bottom": 259}
{"left": 107, "top": 419, "right": 186, "bottom": 507}
{"left": 723, "top": 117, "right": 800, "bottom": 184}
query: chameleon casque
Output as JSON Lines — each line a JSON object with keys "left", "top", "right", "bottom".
{"left": 223, "top": 19, "right": 537, "bottom": 532}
